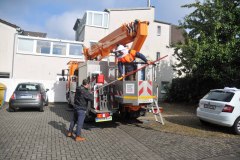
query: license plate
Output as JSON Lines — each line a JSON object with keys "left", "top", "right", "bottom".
{"left": 20, "top": 95, "right": 32, "bottom": 99}
{"left": 95, "top": 116, "right": 112, "bottom": 122}
{"left": 204, "top": 104, "right": 216, "bottom": 110}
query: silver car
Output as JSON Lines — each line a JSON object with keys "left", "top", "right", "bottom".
{"left": 197, "top": 87, "right": 240, "bottom": 134}
{"left": 9, "top": 82, "right": 49, "bottom": 112}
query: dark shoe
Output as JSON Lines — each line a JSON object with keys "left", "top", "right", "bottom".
{"left": 75, "top": 136, "right": 85, "bottom": 141}
{"left": 67, "top": 132, "right": 73, "bottom": 137}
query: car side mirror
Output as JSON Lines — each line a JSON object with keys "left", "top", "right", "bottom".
{"left": 46, "top": 89, "right": 49, "bottom": 92}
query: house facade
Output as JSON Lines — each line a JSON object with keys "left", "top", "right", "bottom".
{"left": 0, "top": 19, "right": 84, "bottom": 102}
{"left": 74, "top": 7, "right": 184, "bottom": 99}
{"left": 0, "top": 7, "right": 184, "bottom": 103}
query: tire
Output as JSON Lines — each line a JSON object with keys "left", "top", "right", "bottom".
{"left": 39, "top": 106, "right": 44, "bottom": 112}
{"left": 45, "top": 98, "right": 49, "bottom": 106}
{"left": 139, "top": 108, "right": 146, "bottom": 116}
{"left": 232, "top": 117, "right": 240, "bottom": 135}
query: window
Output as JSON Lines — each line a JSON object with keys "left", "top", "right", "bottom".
{"left": 87, "top": 12, "right": 93, "bottom": 25}
{"left": 36, "top": 40, "right": 51, "bottom": 54}
{"left": 69, "top": 44, "right": 83, "bottom": 56}
{"left": 103, "top": 13, "right": 108, "bottom": 28}
{"left": 52, "top": 42, "right": 66, "bottom": 55}
{"left": 161, "top": 81, "right": 169, "bottom": 94}
{"left": 93, "top": 13, "right": 103, "bottom": 26}
{"left": 203, "top": 91, "right": 234, "bottom": 102}
{"left": 17, "top": 84, "right": 40, "bottom": 91}
{"left": 18, "top": 38, "right": 34, "bottom": 52}
{"left": 156, "top": 52, "right": 160, "bottom": 60}
{"left": 86, "top": 11, "right": 109, "bottom": 28}
{"left": 157, "top": 26, "right": 161, "bottom": 36}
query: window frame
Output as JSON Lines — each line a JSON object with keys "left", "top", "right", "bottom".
{"left": 86, "top": 11, "right": 109, "bottom": 28}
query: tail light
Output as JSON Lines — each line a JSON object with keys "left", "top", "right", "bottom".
{"left": 36, "top": 94, "right": 42, "bottom": 100}
{"left": 222, "top": 105, "right": 234, "bottom": 113}
{"left": 97, "top": 112, "right": 110, "bottom": 118}
{"left": 10, "top": 93, "right": 16, "bottom": 100}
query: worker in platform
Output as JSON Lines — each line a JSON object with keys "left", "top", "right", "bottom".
{"left": 67, "top": 79, "right": 93, "bottom": 141}
{"left": 115, "top": 44, "right": 151, "bottom": 80}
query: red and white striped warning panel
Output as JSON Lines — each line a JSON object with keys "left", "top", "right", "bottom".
{"left": 138, "top": 80, "right": 154, "bottom": 103}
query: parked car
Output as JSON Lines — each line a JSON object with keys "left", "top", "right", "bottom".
{"left": 197, "top": 87, "right": 240, "bottom": 134}
{"left": 9, "top": 82, "right": 49, "bottom": 112}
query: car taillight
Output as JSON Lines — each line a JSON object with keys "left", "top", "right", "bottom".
{"left": 37, "top": 94, "right": 42, "bottom": 100}
{"left": 10, "top": 93, "right": 16, "bottom": 100}
{"left": 97, "top": 113, "right": 110, "bottom": 118}
{"left": 222, "top": 105, "right": 234, "bottom": 113}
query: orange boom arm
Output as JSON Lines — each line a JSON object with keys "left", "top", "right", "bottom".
{"left": 83, "top": 20, "right": 149, "bottom": 61}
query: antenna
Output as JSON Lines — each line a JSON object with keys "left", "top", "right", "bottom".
{"left": 147, "top": 0, "right": 151, "bottom": 7}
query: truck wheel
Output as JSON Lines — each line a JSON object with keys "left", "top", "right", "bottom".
{"left": 232, "top": 117, "right": 240, "bottom": 135}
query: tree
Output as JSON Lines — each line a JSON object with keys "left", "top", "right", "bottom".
{"left": 172, "top": 0, "right": 240, "bottom": 87}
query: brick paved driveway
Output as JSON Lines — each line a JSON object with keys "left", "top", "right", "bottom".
{"left": 0, "top": 103, "right": 239, "bottom": 160}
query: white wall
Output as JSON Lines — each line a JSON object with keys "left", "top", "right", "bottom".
{"left": 13, "top": 53, "right": 79, "bottom": 80}
{"left": 0, "top": 23, "right": 17, "bottom": 76}
{"left": 0, "top": 78, "right": 67, "bottom": 102}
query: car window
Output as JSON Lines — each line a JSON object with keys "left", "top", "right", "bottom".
{"left": 17, "top": 84, "right": 40, "bottom": 91}
{"left": 203, "top": 90, "right": 234, "bottom": 102}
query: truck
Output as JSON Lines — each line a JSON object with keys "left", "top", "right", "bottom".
{"left": 64, "top": 20, "right": 165, "bottom": 123}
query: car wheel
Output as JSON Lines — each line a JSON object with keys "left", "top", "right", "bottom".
{"left": 232, "top": 117, "right": 240, "bottom": 135}
{"left": 39, "top": 106, "right": 44, "bottom": 112}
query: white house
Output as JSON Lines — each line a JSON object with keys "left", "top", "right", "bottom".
{"left": 0, "top": 6, "right": 184, "bottom": 103}
{"left": 73, "top": 7, "right": 184, "bottom": 99}
{"left": 0, "top": 19, "right": 85, "bottom": 102}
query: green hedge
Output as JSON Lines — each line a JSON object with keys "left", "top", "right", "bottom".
{"left": 166, "top": 76, "right": 221, "bottom": 103}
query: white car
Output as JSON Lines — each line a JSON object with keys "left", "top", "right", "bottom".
{"left": 197, "top": 87, "right": 240, "bottom": 134}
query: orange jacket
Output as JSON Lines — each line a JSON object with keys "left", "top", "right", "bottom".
{"left": 118, "top": 50, "right": 137, "bottom": 63}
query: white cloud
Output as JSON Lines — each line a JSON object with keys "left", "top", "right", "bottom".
{"left": 45, "top": 10, "right": 84, "bottom": 40}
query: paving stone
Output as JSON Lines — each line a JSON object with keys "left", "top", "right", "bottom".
{"left": 0, "top": 103, "right": 239, "bottom": 160}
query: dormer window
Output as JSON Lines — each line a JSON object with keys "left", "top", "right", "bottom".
{"left": 86, "top": 11, "right": 109, "bottom": 28}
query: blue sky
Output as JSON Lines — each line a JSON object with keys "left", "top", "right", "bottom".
{"left": 0, "top": 0, "right": 197, "bottom": 40}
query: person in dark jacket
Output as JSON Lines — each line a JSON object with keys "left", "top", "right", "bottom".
{"left": 115, "top": 45, "right": 151, "bottom": 80}
{"left": 67, "top": 79, "right": 93, "bottom": 141}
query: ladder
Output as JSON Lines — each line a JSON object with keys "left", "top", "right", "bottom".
{"left": 151, "top": 99, "right": 164, "bottom": 125}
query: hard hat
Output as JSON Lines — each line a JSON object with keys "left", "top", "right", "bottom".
{"left": 115, "top": 45, "right": 125, "bottom": 52}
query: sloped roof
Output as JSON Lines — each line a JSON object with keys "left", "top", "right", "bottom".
{"left": 0, "top": 18, "right": 20, "bottom": 29}
{"left": 0, "top": 18, "right": 47, "bottom": 37}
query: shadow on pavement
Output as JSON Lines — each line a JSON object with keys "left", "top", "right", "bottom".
{"left": 49, "top": 103, "right": 73, "bottom": 122}
{"left": 49, "top": 103, "right": 120, "bottom": 130}
{"left": 48, "top": 121, "right": 68, "bottom": 136}
{"left": 165, "top": 115, "right": 234, "bottom": 134}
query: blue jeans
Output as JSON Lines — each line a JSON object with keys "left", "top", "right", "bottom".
{"left": 69, "top": 109, "right": 86, "bottom": 136}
